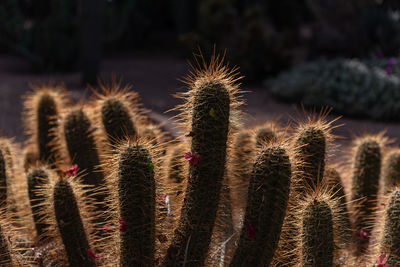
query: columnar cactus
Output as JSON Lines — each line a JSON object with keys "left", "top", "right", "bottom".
{"left": 382, "top": 149, "right": 400, "bottom": 194}
{"left": 325, "top": 167, "right": 352, "bottom": 244}
{"left": 53, "top": 179, "right": 95, "bottom": 267}
{"left": 118, "top": 142, "right": 155, "bottom": 267}
{"left": 27, "top": 168, "right": 50, "bottom": 238}
{"left": 163, "top": 56, "right": 242, "bottom": 266}
{"left": 254, "top": 121, "right": 278, "bottom": 147}
{"left": 24, "top": 86, "right": 65, "bottom": 169}
{"left": 301, "top": 198, "right": 334, "bottom": 267}
{"left": 351, "top": 136, "right": 382, "bottom": 255}
{"left": 229, "top": 144, "right": 291, "bottom": 267}
{"left": 379, "top": 189, "right": 400, "bottom": 266}
{"left": 229, "top": 131, "right": 255, "bottom": 231}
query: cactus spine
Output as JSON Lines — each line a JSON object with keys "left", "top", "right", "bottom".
{"left": 163, "top": 56, "right": 238, "bottom": 266}
{"left": 351, "top": 137, "right": 381, "bottom": 255}
{"left": 301, "top": 198, "right": 334, "bottom": 267}
{"left": 229, "top": 144, "right": 291, "bottom": 266}
{"left": 382, "top": 149, "right": 400, "bottom": 194}
{"left": 379, "top": 189, "right": 400, "bottom": 266}
{"left": 53, "top": 179, "right": 95, "bottom": 267}
{"left": 118, "top": 142, "right": 155, "bottom": 267}
{"left": 27, "top": 168, "right": 50, "bottom": 238}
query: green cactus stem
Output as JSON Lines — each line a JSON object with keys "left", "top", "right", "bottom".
{"left": 101, "top": 98, "right": 137, "bottom": 145}
{"left": 118, "top": 143, "right": 155, "bottom": 267}
{"left": 53, "top": 179, "right": 95, "bottom": 267}
{"left": 163, "top": 79, "right": 230, "bottom": 267}
{"left": 325, "top": 168, "right": 351, "bottom": 244}
{"left": 301, "top": 198, "right": 334, "bottom": 267}
{"left": 382, "top": 150, "right": 400, "bottom": 194}
{"left": 294, "top": 125, "right": 326, "bottom": 191}
{"left": 351, "top": 138, "right": 381, "bottom": 255}
{"left": 37, "top": 93, "right": 61, "bottom": 167}
{"left": 229, "top": 145, "right": 291, "bottom": 267}
{"left": 380, "top": 189, "right": 400, "bottom": 266}
{"left": 27, "top": 168, "right": 50, "bottom": 238}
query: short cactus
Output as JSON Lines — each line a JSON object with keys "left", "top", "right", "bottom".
{"left": 325, "top": 167, "right": 352, "bottom": 244}
{"left": 382, "top": 149, "right": 400, "bottom": 194}
{"left": 229, "top": 131, "right": 255, "bottom": 231}
{"left": 118, "top": 142, "right": 156, "bottom": 267}
{"left": 301, "top": 198, "right": 334, "bottom": 267}
{"left": 163, "top": 55, "right": 242, "bottom": 266}
{"left": 53, "top": 179, "right": 96, "bottom": 267}
{"left": 229, "top": 144, "right": 291, "bottom": 267}
{"left": 351, "top": 136, "right": 382, "bottom": 255}
{"left": 379, "top": 189, "right": 400, "bottom": 266}
{"left": 27, "top": 168, "right": 50, "bottom": 238}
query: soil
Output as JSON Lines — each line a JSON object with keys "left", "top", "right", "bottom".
{"left": 0, "top": 52, "right": 399, "bottom": 158}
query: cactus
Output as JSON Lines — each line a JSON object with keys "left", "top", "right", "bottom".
{"left": 163, "top": 55, "right": 242, "bottom": 266}
{"left": 27, "top": 168, "right": 50, "bottom": 238}
{"left": 166, "top": 145, "right": 186, "bottom": 185}
{"left": 229, "top": 131, "right": 255, "bottom": 231}
{"left": 229, "top": 144, "right": 291, "bottom": 267}
{"left": 23, "top": 86, "right": 65, "bottom": 169}
{"left": 351, "top": 136, "right": 382, "bottom": 255}
{"left": 379, "top": 189, "right": 400, "bottom": 266}
{"left": 53, "top": 179, "right": 96, "bottom": 267}
{"left": 253, "top": 121, "right": 278, "bottom": 147}
{"left": 301, "top": 198, "right": 334, "bottom": 267}
{"left": 0, "top": 150, "right": 7, "bottom": 211}
{"left": 0, "top": 223, "right": 12, "bottom": 266}
{"left": 118, "top": 142, "right": 155, "bottom": 267}
{"left": 382, "top": 149, "right": 400, "bottom": 194}
{"left": 324, "top": 167, "right": 352, "bottom": 244}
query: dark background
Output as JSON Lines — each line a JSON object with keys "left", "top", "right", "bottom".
{"left": 0, "top": 0, "right": 400, "bottom": 144}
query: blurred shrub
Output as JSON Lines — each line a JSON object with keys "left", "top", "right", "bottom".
{"left": 266, "top": 59, "right": 400, "bottom": 120}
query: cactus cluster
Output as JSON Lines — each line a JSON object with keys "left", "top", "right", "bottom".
{"left": 0, "top": 55, "right": 397, "bottom": 267}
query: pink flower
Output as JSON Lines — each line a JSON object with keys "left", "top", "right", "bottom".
{"left": 119, "top": 219, "right": 128, "bottom": 232}
{"left": 387, "top": 57, "right": 397, "bottom": 66}
{"left": 375, "top": 253, "right": 389, "bottom": 267}
{"left": 360, "top": 229, "right": 369, "bottom": 240}
{"left": 30, "top": 244, "right": 36, "bottom": 248}
{"left": 102, "top": 224, "right": 110, "bottom": 233}
{"left": 385, "top": 65, "right": 392, "bottom": 75}
{"left": 66, "top": 164, "right": 78, "bottom": 177}
{"left": 184, "top": 152, "right": 202, "bottom": 166}
{"left": 247, "top": 222, "right": 256, "bottom": 238}
{"left": 87, "top": 249, "right": 102, "bottom": 259}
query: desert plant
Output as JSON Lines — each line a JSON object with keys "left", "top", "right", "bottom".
{"left": 382, "top": 149, "right": 400, "bottom": 194}
{"left": 229, "top": 142, "right": 291, "bottom": 266}
{"left": 117, "top": 141, "right": 156, "bottom": 267}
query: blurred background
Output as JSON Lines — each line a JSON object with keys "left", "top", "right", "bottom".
{"left": 1, "top": 0, "right": 400, "bottom": 143}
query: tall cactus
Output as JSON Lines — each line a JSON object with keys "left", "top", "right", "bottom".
{"left": 163, "top": 55, "right": 242, "bottom": 266}
{"left": 27, "top": 168, "right": 50, "bottom": 238}
{"left": 301, "top": 198, "right": 334, "bottom": 267}
{"left": 379, "top": 189, "right": 400, "bottom": 266}
{"left": 118, "top": 142, "right": 155, "bottom": 267}
{"left": 23, "top": 86, "right": 65, "bottom": 168}
{"left": 382, "top": 149, "right": 400, "bottom": 194}
{"left": 53, "top": 179, "right": 95, "bottom": 267}
{"left": 229, "top": 144, "right": 291, "bottom": 266}
{"left": 351, "top": 136, "right": 382, "bottom": 255}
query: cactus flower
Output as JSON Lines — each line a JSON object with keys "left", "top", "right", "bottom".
{"left": 66, "top": 164, "right": 78, "bottom": 177}
{"left": 184, "top": 152, "right": 202, "bottom": 166}
{"left": 119, "top": 219, "right": 128, "bottom": 232}
{"left": 87, "top": 249, "right": 102, "bottom": 259}
{"left": 375, "top": 253, "right": 389, "bottom": 267}
{"left": 247, "top": 222, "right": 256, "bottom": 238}
{"left": 360, "top": 229, "right": 369, "bottom": 240}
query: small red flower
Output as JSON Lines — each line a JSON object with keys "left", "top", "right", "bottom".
{"left": 30, "top": 244, "right": 36, "bottom": 248}
{"left": 375, "top": 253, "right": 389, "bottom": 267}
{"left": 184, "top": 152, "right": 202, "bottom": 166}
{"left": 87, "top": 249, "right": 102, "bottom": 259}
{"left": 119, "top": 219, "right": 128, "bottom": 232}
{"left": 360, "top": 229, "right": 369, "bottom": 240}
{"left": 102, "top": 224, "right": 110, "bottom": 233}
{"left": 247, "top": 222, "right": 256, "bottom": 238}
{"left": 66, "top": 164, "right": 78, "bottom": 177}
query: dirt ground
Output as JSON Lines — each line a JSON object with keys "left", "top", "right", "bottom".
{"left": 0, "top": 53, "right": 399, "bottom": 159}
